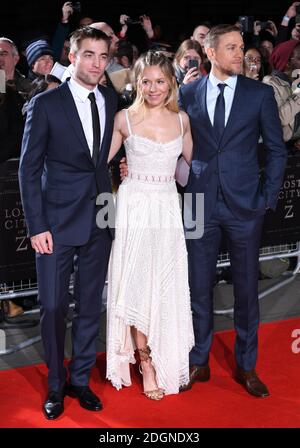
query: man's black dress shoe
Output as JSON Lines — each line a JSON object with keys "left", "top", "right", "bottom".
{"left": 179, "top": 365, "right": 210, "bottom": 392}
{"left": 235, "top": 368, "right": 270, "bottom": 398}
{"left": 43, "top": 390, "right": 65, "bottom": 420}
{"left": 67, "top": 384, "right": 103, "bottom": 411}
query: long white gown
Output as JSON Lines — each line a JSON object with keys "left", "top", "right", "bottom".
{"left": 106, "top": 110, "right": 194, "bottom": 395}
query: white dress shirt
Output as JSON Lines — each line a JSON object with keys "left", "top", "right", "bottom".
{"left": 68, "top": 77, "right": 106, "bottom": 156}
{"left": 206, "top": 72, "right": 237, "bottom": 127}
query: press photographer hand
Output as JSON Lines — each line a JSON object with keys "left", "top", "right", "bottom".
{"left": 62, "top": 2, "right": 73, "bottom": 23}
{"left": 285, "top": 2, "right": 300, "bottom": 20}
{"left": 140, "top": 14, "right": 154, "bottom": 38}
{"left": 119, "top": 14, "right": 129, "bottom": 38}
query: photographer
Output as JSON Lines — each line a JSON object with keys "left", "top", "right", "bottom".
{"left": 277, "top": 2, "right": 300, "bottom": 44}
{"left": 173, "top": 39, "right": 204, "bottom": 85}
{"left": 263, "top": 40, "right": 300, "bottom": 145}
{"left": 52, "top": 2, "right": 93, "bottom": 63}
{"left": 119, "top": 14, "right": 154, "bottom": 40}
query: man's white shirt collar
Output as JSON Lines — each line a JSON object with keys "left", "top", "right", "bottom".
{"left": 69, "top": 77, "right": 100, "bottom": 102}
{"left": 208, "top": 72, "right": 237, "bottom": 91}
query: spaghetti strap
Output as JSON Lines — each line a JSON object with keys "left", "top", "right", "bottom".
{"left": 178, "top": 113, "right": 184, "bottom": 136}
{"left": 125, "top": 109, "right": 132, "bottom": 136}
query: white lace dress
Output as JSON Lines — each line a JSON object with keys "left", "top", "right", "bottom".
{"left": 106, "top": 110, "right": 194, "bottom": 395}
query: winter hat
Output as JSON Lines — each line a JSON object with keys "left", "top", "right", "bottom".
{"left": 270, "top": 39, "right": 300, "bottom": 71}
{"left": 25, "top": 39, "right": 53, "bottom": 67}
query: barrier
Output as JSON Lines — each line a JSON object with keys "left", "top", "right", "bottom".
{"left": 1, "top": 153, "right": 300, "bottom": 353}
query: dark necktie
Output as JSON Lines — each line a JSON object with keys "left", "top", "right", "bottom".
{"left": 88, "top": 92, "right": 101, "bottom": 166}
{"left": 213, "top": 83, "right": 227, "bottom": 141}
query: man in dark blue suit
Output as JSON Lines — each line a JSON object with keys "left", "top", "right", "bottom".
{"left": 179, "top": 24, "right": 287, "bottom": 397}
{"left": 19, "top": 27, "right": 117, "bottom": 419}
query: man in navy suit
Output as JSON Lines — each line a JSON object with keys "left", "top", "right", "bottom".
{"left": 19, "top": 27, "right": 117, "bottom": 419}
{"left": 179, "top": 24, "right": 287, "bottom": 397}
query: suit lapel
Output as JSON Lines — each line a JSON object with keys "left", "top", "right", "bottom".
{"left": 58, "top": 82, "right": 93, "bottom": 164}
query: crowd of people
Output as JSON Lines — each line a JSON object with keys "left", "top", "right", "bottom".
{"left": 0, "top": 1, "right": 297, "bottom": 420}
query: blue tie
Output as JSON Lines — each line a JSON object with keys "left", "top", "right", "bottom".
{"left": 213, "top": 83, "right": 227, "bottom": 141}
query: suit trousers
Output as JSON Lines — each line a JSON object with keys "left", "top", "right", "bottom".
{"left": 186, "top": 190, "right": 264, "bottom": 371}
{"left": 36, "top": 212, "right": 112, "bottom": 392}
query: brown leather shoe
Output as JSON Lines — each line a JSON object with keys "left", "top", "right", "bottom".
{"left": 235, "top": 368, "right": 270, "bottom": 398}
{"left": 179, "top": 365, "right": 210, "bottom": 392}
{"left": 3, "top": 300, "right": 24, "bottom": 318}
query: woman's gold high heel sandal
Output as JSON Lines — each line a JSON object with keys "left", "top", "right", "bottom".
{"left": 138, "top": 346, "right": 164, "bottom": 401}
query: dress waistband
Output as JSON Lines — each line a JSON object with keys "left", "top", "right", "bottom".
{"left": 127, "top": 171, "right": 175, "bottom": 183}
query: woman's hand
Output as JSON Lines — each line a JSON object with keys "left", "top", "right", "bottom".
{"left": 182, "top": 67, "right": 200, "bottom": 85}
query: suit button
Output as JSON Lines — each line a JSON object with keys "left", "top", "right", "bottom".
{"left": 90, "top": 195, "right": 96, "bottom": 200}
{"left": 218, "top": 150, "right": 222, "bottom": 153}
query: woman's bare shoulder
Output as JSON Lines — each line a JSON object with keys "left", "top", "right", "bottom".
{"left": 178, "top": 110, "right": 190, "bottom": 128}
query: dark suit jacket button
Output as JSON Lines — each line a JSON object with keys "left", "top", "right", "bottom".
{"left": 90, "top": 195, "right": 96, "bottom": 200}
{"left": 218, "top": 150, "right": 222, "bottom": 153}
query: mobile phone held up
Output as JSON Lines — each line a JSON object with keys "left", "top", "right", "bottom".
{"left": 296, "top": 5, "right": 300, "bottom": 24}
{"left": 188, "top": 59, "right": 199, "bottom": 70}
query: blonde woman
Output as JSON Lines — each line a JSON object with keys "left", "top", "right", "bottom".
{"left": 106, "top": 51, "right": 194, "bottom": 399}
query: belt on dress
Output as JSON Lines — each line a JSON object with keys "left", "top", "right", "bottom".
{"left": 127, "top": 171, "right": 175, "bottom": 183}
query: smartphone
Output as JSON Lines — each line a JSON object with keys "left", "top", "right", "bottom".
{"left": 188, "top": 59, "right": 199, "bottom": 70}
{"left": 297, "top": 5, "right": 300, "bottom": 23}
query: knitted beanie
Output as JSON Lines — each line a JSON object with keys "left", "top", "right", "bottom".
{"left": 25, "top": 39, "right": 53, "bottom": 67}
{"left": 269, "top": 39, "right": 300, "bottom": 71}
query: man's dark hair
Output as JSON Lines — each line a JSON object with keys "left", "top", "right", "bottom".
{"left": 204, "top": 24, "right": 241, "bottom": 50}
{"left": 70, "top": 26, "right": 110, "bottom": 54}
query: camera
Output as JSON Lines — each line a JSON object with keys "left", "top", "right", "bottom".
{"left": 188, "top": 59, "right": 199, "bottom": 70}
{"left": 125, "top": 17, "right": 141, "bottom": 25}
{"left": 258, "top": 21, "right": 270, "bottom": 30}
{"left": 238, "top": 16, "right": 254, "bottom": 34}
{"left": 296, "top": 5, "right": 300, "bottom": 24}
{"left": 72, "top": 2, "right": 81, "bottom": 13}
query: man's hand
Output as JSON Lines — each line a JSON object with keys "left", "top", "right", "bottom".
{"left": 31, "top": 231, "right": 53, "bottom": 254}
{"left": 119, "top": 157, "right": 128, "bottom": 181}
{"left": 62, "top": 2, "right": 73, "bottom": 23}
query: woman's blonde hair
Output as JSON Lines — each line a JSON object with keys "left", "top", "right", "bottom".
{"left": 129, "top": 50, "right": 179, "bottom": 115}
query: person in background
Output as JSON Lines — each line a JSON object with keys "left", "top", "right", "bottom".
{"left": 25, "top": 39, "right": 54, "bottom": 81}
{"left": 22, "top": 74, "right": 61, "bottom": 116}
{"left": 0, "top": 37, "right": 31, "bottom": 100}
{"left": 263, "top": 39, "right": 300, "bottom": 146}
{"left": 243, "top": 46, "right": 267, "bottom": 81}
{"left": 52, "top": 2, "right": 94, "bottom": 64}
{"left": 173, "top": 39, "right": 204, "bottom": 85}
{"left": 191, "top": 22, "right": 211, "bottom": 52}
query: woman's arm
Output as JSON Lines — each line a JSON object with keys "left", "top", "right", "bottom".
{"left": 181, "top": 111, "right": 193, "bottom": 164}
{"left": 107, "top": 110, "right": 125, "bottom": 163}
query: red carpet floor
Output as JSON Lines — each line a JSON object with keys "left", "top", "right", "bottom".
{"left": 1, "top": 317, "right": 300, "bottom": 428}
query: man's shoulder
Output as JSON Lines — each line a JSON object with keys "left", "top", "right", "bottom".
{"left": 239, "top": 75, "right": 273, "bottom": 95}
{"left": 33, "top": 81, "right": 66, "bottom": 104}
{"left": 98, "top": 84, "right": 118, "bottom": 101}
{"left": 180, "top": 76, "right": 207, "bottom": 95}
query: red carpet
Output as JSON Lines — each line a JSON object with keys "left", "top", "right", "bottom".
{"left": 1, "top": 317, "right": 300, "bottom": 428}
